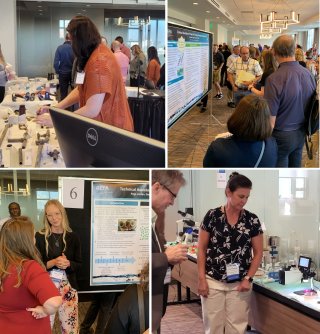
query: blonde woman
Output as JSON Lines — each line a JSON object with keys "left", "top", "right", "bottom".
{"left": 130, "top": 44, "right": 147, "bottom": 87}
{"left": 0, "top": 44, "right": 7, "bottom": 103}
{"left": 0, "top": 216, "right": 62, "bottom": 334}
{"left": 35, "top": 199, "right": 82, "bottom": 334}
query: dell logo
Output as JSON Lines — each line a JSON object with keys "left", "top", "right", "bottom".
{"left": 86, "top": 128, "right": 98, "bottom": 146}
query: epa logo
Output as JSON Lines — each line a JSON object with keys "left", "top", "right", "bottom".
{"left": 86, "top": 128, "right": 98, "bottom": 146}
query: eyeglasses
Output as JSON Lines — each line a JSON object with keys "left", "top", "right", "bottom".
{"left": 161, "top": 184, "right": 177, "bottom": 199}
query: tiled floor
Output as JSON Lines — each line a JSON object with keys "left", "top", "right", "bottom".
{"left": 168, "top": 87, "right": 319, "bottom": 168}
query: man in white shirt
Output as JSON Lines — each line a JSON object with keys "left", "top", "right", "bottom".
{"left": 226, "top": 45, "right": 240, "bottom": 108}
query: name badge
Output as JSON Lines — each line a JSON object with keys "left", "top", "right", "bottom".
{"left": 76, "top": 71, "right": 85, "bottom": 85}
{"left": 50, "top": 269, "right": 64, "bottom": 284}
{"left": 226, "top": 263, "right": 240, "bottom": 282}
{"left": 164, "top": 267, "right": 171, "bottom": 284}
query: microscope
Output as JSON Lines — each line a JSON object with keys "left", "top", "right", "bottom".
{"left": 176, "top": 208, "right": 197, "bottom": 244}
{"left": 293, "top": 256, "right": 318, "bottom": 296}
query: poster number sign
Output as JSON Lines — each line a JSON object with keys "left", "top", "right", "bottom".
{"left": 62, "top": 179, "right": 85, "bottom": 209}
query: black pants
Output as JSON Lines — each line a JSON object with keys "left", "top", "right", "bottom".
{"left": 79, "top": 293, "right": 118, "bottom": 334}
{"left": 0, "top": 86, "right": 5, "bottom": 103}
{"left": 201, "top": 95, "right": 208, "bottom": 107}
{"left": 58, "top": 72, "right": 72, "bottom": 101}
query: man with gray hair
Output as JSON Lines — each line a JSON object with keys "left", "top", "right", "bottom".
{"left": 264, "top": 34, "right": 316, "bottom": 167}
{"left": 152, "top": 170, "right": 188, "bottom": 333}
{"left": 112, "top": 40, "right": 129, "bottom": 85}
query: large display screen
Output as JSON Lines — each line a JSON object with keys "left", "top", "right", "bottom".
{"left": 168, "top": 23, "right": 213, "bottom": 128}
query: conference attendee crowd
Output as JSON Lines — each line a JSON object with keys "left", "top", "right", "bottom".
{"left": 202, "top": 35, "right": 318, "bottom": 168}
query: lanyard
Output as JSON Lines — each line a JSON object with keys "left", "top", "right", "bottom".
{"left": 224, "top": 206, "right": 243, "bottom": 262}
{"left": 241, "top": 60, "right": 249, "bottom": 72}
{"left": 152, "top": 222, "right": 162, "bottom": 253}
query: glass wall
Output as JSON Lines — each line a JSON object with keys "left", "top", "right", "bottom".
{"left": 0, "top": 170, "right": 149, "bottom": 231}
{"left": 16, "top": 1, "right": 165, "bottom": 77}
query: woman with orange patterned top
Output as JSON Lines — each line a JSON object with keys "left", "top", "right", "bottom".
{"left": 146, "top": 46, "right": 161, "bottom": 88}
{"left": 37, "top": 16, "right": 133, "bottom": 132}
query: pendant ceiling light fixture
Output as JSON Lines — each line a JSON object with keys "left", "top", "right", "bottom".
{"left": 260, "top": 1, "right": 300, "bottom": 36}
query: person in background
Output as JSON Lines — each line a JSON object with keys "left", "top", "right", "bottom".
{"left": 227, "top": 46, "right": 263, "bottom": 106}
{"left": 198, "top": 172, "right": 263, "bottom": 334}
{"left": 212, "top": 43, "right": 224, "bottom": 99}
{"left": 203, "top": 94, "right": 277, "bottom": 168}
{"left": 157, "top": 64, "right": 165, "bottom": 90}
{"left": 101, "top": 36, "right": 108, "bottom": 47}
{"left": 35, "top": 199, "right": 82, "bottom": 334}
{"left": 112, "top": 40, "right": 129, "bottom": 85}
{"left": 221, "top": 45, "right": 231, "bottom": 86}
{"left": 226, "top": 45, "right": 240, "bottom": 108}
{"left": 264, "top": 34, "right": 316, "bottom": 167}
{"left": 152, "top": 170, "right": 188, "bottom": 333}
{"left": 295, "top": 44, "right": 305, "bottom": 63}
{"left": 130, "top": 45, "right": 147, "bottom": 87}
{"left": 115, "top": 36, "right": 131, "bottom": 60}
{"left": 0, "top": 44, "right": 7, "bottom": 103}
{"left": 104, "top": 263, "right": 149, "bottom": 333}
{"left": 79, "top": 293, "right": 119, "bottom": 334}
{"left": 146, "top": 46, "right": 161, "bottom": 88}
{"left": 0, "top": 202, "right": 21, "bottom": 228}
{"left": 0, "top": 216, "right": 62, "bottom": 334}
{"left": 53, "top": 34, "right": 74, "bottom": 101}
{"left": 37, "top": 16, "right": 134, "bottom": 132}
{"left": 248, "top": 50, "right": 277, "bottom": 97}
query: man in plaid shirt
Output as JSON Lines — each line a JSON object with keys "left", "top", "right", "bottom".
{"left": 227, "top": 46, "right": 262, "bottom": 105}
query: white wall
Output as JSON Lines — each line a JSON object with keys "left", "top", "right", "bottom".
{"left": 0, "top": 0, "right": 17, "bottom": 70}
{"left": 166, "top": 170, "right": 320, "bottom": 271}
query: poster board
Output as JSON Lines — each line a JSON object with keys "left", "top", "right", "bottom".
{"left": 168, "top": 23, "right": 213, "bottom": 128}
{"left": 60, "top": 177, "right": 149, "bottom": 292}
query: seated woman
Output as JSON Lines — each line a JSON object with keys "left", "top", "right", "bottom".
{"left": 203, "top": 94, "right": 277, "bottom": 167}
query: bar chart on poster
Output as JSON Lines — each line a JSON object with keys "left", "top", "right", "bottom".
{"left": 168, "top": 23, "right": 213, "bottom": 127}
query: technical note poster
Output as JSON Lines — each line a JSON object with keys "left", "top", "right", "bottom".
{"left": 90, "top": 181, "right": 149, "bottom": 285}
{"left": 168, "top": 25, "right": 210, "bottom": 127}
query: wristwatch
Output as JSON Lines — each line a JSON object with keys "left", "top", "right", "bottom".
{"left": 244, "top": 275, "right": 253, "bottom": 283}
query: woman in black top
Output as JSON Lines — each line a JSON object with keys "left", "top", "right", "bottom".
{"left": 198, "top": 172, "right": 263, "bottom": 334}
{"left": 35, "top": 199, "right": 82, "bottom": 334}
{"left": 248, "top": 50, "right": 277, "bottom": 96}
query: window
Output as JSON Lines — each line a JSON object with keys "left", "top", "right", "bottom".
{"left": 59, "top": 19, "right": 70, "bottom": 39}
{"left": 307, "top": 29, "right": 315, "bottom": 50}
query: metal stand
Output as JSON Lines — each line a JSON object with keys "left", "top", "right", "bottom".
{"left": 167, "top": 280, "right": 201, "bottom": 306}
{"left": 209, "top": 91, "right": 226, "bottom": 127}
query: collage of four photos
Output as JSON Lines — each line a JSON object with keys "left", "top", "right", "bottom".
{"left": 0, "top": 0, "right": 319, "bottom": 333}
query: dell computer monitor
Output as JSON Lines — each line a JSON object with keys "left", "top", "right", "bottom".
{"left": 298, "top": 256, "right": 311, "bottom": 270}
{"left": 49, "top": 107, "right": 165, "bottom": 167}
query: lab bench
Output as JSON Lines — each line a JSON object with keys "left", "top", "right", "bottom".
{"left": 171, "top": 255, "right": 320, "bottom": 333}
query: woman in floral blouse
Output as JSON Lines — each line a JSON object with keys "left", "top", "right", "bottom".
{"left": 198, "top": 172, "right": 263, "bottom": 334}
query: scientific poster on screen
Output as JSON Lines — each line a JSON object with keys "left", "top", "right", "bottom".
{"left": 90, "top": 181, "right": 149, "bottom": 285}
{"left": 168, "top": 24, "right": 211, "bottom": 127}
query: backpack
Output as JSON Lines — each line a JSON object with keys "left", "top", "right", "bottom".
{"left": 304, "top": 89, "right": 319, "bottom": 160}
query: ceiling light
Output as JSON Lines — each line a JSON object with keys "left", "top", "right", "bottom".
{"left": 193, "top": 2, "right": 198, "bottom": 5}
{"left": 206, "top": 10, "right": 210, "bottom": 13}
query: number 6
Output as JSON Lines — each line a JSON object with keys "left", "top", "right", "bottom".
{"left": 70, "top": 187, "right": 77, "bottom": 199}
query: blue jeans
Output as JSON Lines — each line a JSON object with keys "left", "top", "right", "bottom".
{"left": 272, "top": 128, "right": 305, "bottom": 167}
{"left": 234, "top": 89, "right": 252, "bottom": 106}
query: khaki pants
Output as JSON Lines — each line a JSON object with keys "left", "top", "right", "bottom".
{"left": 201, "top": 276, "right": 251, "bottom": 334}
